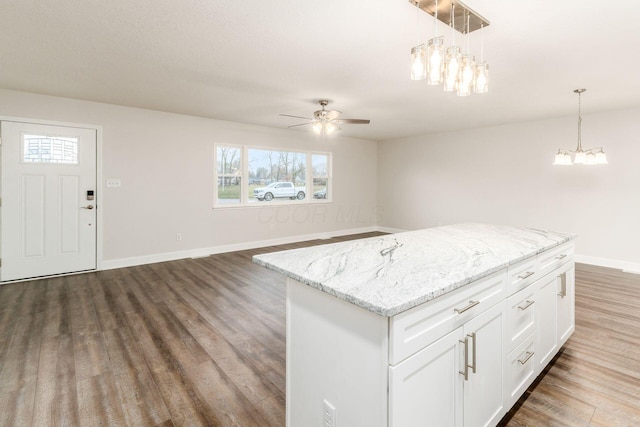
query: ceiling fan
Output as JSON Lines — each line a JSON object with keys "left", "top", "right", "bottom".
{"left": 280, "top": 100, "right": 370, "bottom": 135}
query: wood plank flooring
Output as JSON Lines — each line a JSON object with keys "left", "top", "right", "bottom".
{"left": 0, "top": 235, "right": 639, "bottom": 426}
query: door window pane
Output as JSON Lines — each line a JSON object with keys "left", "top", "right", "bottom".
{"left": 22, "top": 134, "right": 78, "bottom": 164}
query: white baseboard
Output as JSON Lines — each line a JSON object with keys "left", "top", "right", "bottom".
{"left": 101, "top": 226, "right": 380, "bottom": 271}
{"left": 575, "top": 254, "right": 640, "bottom": 274}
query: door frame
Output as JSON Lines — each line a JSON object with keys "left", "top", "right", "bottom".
{"left": 0, "top": 115, "right": 103, "bottom": 282}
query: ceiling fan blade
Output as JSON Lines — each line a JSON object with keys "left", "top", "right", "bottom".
{"left": 325, "top": 110, "right": 342, "bottom": 120}
{"left": 287, "top": 123, "right": 312, "bottom": 128}
{"left": 334, "top": 119, "right": 370, "bottom": 124}
{"left": 280, "top": 113, "right": 313, "bottom": 120}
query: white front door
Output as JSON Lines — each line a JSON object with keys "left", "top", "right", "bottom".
{"left": 1, "top": 121, "right": 98, "bottom": 281}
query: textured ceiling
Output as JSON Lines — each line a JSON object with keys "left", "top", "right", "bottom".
{"left": 1, "top": 0, "right": 639, "bottom": 141}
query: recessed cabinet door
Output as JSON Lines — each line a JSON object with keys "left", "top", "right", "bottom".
{"left": 557, "top": 264, "right": 575, "bottom": 346}
{"left": 536, "top": 273, "right": 558, "bottom": 370}
{"left": 463, "top": 302, "right": 506, "bottom": 427}
{"left": 389, "top": 327, "right": 464, "bottom": 427}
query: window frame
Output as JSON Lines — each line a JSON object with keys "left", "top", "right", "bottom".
{"left": 214, "top": 144, "right": 332, "bottom": 208}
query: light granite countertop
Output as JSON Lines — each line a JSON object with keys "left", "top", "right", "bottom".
{"left": 252, "top": 223, "right": 575, "bottom": 317}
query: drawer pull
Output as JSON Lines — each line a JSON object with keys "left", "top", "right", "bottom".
{"left": 555, "top": 254, "right": 567, "bottom": 260}
{"left": 518, "top": 300, "right": 535, "bottom": 311}
{"left": 518, "top": 351, "right": 534, "bottom": 365}
{"left": 517, "top": 271, "right": 535, "bottom": 280}
{"left": 454, "top": 300, "right": 480, "bottom": 314}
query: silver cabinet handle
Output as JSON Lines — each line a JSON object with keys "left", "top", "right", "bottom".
{"left": 454, "top": 300, "right": 480, "bottom": 314}
{"left": 518, "top": 300, "right": 535, "bottom": 311}
{"left": 558, "top": 272, "right": 567, "bottom": 297}
{"left": 468, "top": 332, "right": 477, "bottom": 374}
{"left": 517, "top": 271, "right": 535, "bottom": 280}
{"left": 459, "top": 336, "right": 469, "bottom": 381}
{"left": 518, "top": 351, "right": 534, "bottom": 365}
{"left": 555, "top": 253, "right": 567, "bottom": 260}
{"left": 81, "top": 205, "right": 95, "bottom": 210}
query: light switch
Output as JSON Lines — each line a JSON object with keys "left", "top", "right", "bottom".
{"left": 106, "top": 178, "right": 122, "bottom": 188}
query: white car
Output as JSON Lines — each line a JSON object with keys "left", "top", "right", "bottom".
{"left": 254, "top": 182, "right": 306, "bottom": 201}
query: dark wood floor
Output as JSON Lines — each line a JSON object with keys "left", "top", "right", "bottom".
{"left": 0, "top": 235, "right": 639, "bottom": 426}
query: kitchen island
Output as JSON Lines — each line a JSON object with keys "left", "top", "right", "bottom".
{"left": 253, "top": 223, "right": 576, "bottom": 427}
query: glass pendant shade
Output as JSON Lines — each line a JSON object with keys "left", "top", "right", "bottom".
{"left": 474, "top": 62, "right": 489, "bottom": 93}
{"left": 325, "top": 122, "right": 337, "bottom": 135}
{"left": 427, "top": 37, "right": 444, "bottom": 85}
{"left": 456, "top": 54, "right": 475, "bottom": 96}
{"left": 312, "top": 122, "right": 323, "bottom": 135}
{"left": 585, "top": 152, "right": 597, "bottom": 165}
{"left": 443, "top": 46, "right": 462, "bottom": 92}
{"left": 554, "top": 151, "right": 572, "bottom": 165}
{"left": 595, "top": 149, "right": 608, "bottom": 164}
{"left": 411, "top": 45, "right": 427, "bottom": 81}
{"left": 573, "top": 151, "right": 586, "bottom": 164}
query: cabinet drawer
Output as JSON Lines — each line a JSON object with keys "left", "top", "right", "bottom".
{"left": 505, "top": 283, "right": 536, "bottom": 353}
{"left": 390, "top": 271, "right": 507, "bottom": 365}
{"left": 505, "top": 334, "right": 536, "bottom": 408}
{"left": 539, "top": 242, "right": 575, "bottom": 279}
{"left": 507, "top": 256, "right": 539, "bottom": 296}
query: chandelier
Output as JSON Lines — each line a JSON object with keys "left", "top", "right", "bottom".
{"left": 410, "top": 0, "right": 489, "bottom": 96}
{"left": 554, "top": 89, "right": 608, "bottom": 166}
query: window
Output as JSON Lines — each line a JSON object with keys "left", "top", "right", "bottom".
{"left": 214, "top": 145, "right": 331, "bottom": 207}
{"left": 216, "top": 146, "right": 242, "bottom": 204}
{"left": 312, "top": 154, "right": 329, "bottom": 200}
{"left": 22, "top": 134, "right": 78, "bottom": 164}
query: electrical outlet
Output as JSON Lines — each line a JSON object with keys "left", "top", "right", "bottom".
{"left": 176, "top": 233, "right": 182, "bottom": 241}
{"left": 323, "top": 399, "right": 336, "bottom": 427}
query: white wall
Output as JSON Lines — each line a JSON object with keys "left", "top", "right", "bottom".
{"left": 0, "top": 89, "right": 379, "bottom": 267}
{"left": 378, "top": 108, "right": 640, "bottom": 270}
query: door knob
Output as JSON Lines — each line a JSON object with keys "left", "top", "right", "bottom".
{"left": 81, "top": 205, "right": 95, "bottom": 210}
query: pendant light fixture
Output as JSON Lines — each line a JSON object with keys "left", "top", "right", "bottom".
{"left": 410, "top": 2, "right": 427, "bottom": 80}
{"left": 474, "top": 23, "right": 489, "bottom": 93}
{"left": 457, "top": 11, "right": 475, "bottom": 96}
{"left": 554, "top": 89, "right": 608, "bottom": 166}
{"left": 426, "top": 0, "right": 444, "bottom": 85}
{"left": 443, "top": 3, "right": 461, "bottom": 92}
{"left": 409, "top": 0, "right": 489, "bottom": 97}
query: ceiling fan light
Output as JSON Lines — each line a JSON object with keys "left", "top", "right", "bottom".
{"left": 427, "top": 37, "right": 445, "bottom": 85}
{"left": 474, "top": 62, "right": 489, "bottom": 93}
{"left": 325, "top": 122, "right": 338, "bottom": 135}
{"left": 312, "top": 121, "right": 323, "bottom": 135}
{"left": 411, "top": 45, "right": 427, "bottom": 81}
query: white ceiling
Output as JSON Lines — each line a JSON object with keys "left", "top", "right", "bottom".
{"left": 1, "top": 0, "right": 639, "bottom": 141}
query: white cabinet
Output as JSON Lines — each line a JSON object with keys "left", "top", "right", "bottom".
{"left": 390, "top": 327, "right": 464, "bottom": 427}
{"left": 390, "top": 302, "right": 505, "bottom": 427}
{"left": 505, "top": 334, "right": 536, "bottom": 407}
{"left": 535, "top": 257, "right": 575, "bottom": 371}
{"left": 535, "top": 272, "right": 558, "bottom": 370}
{"left": 462, "top": 302, "right": 506, "bottom": 427}
{"left": 557, "top": 263, "right": 575, "bottom": 346}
